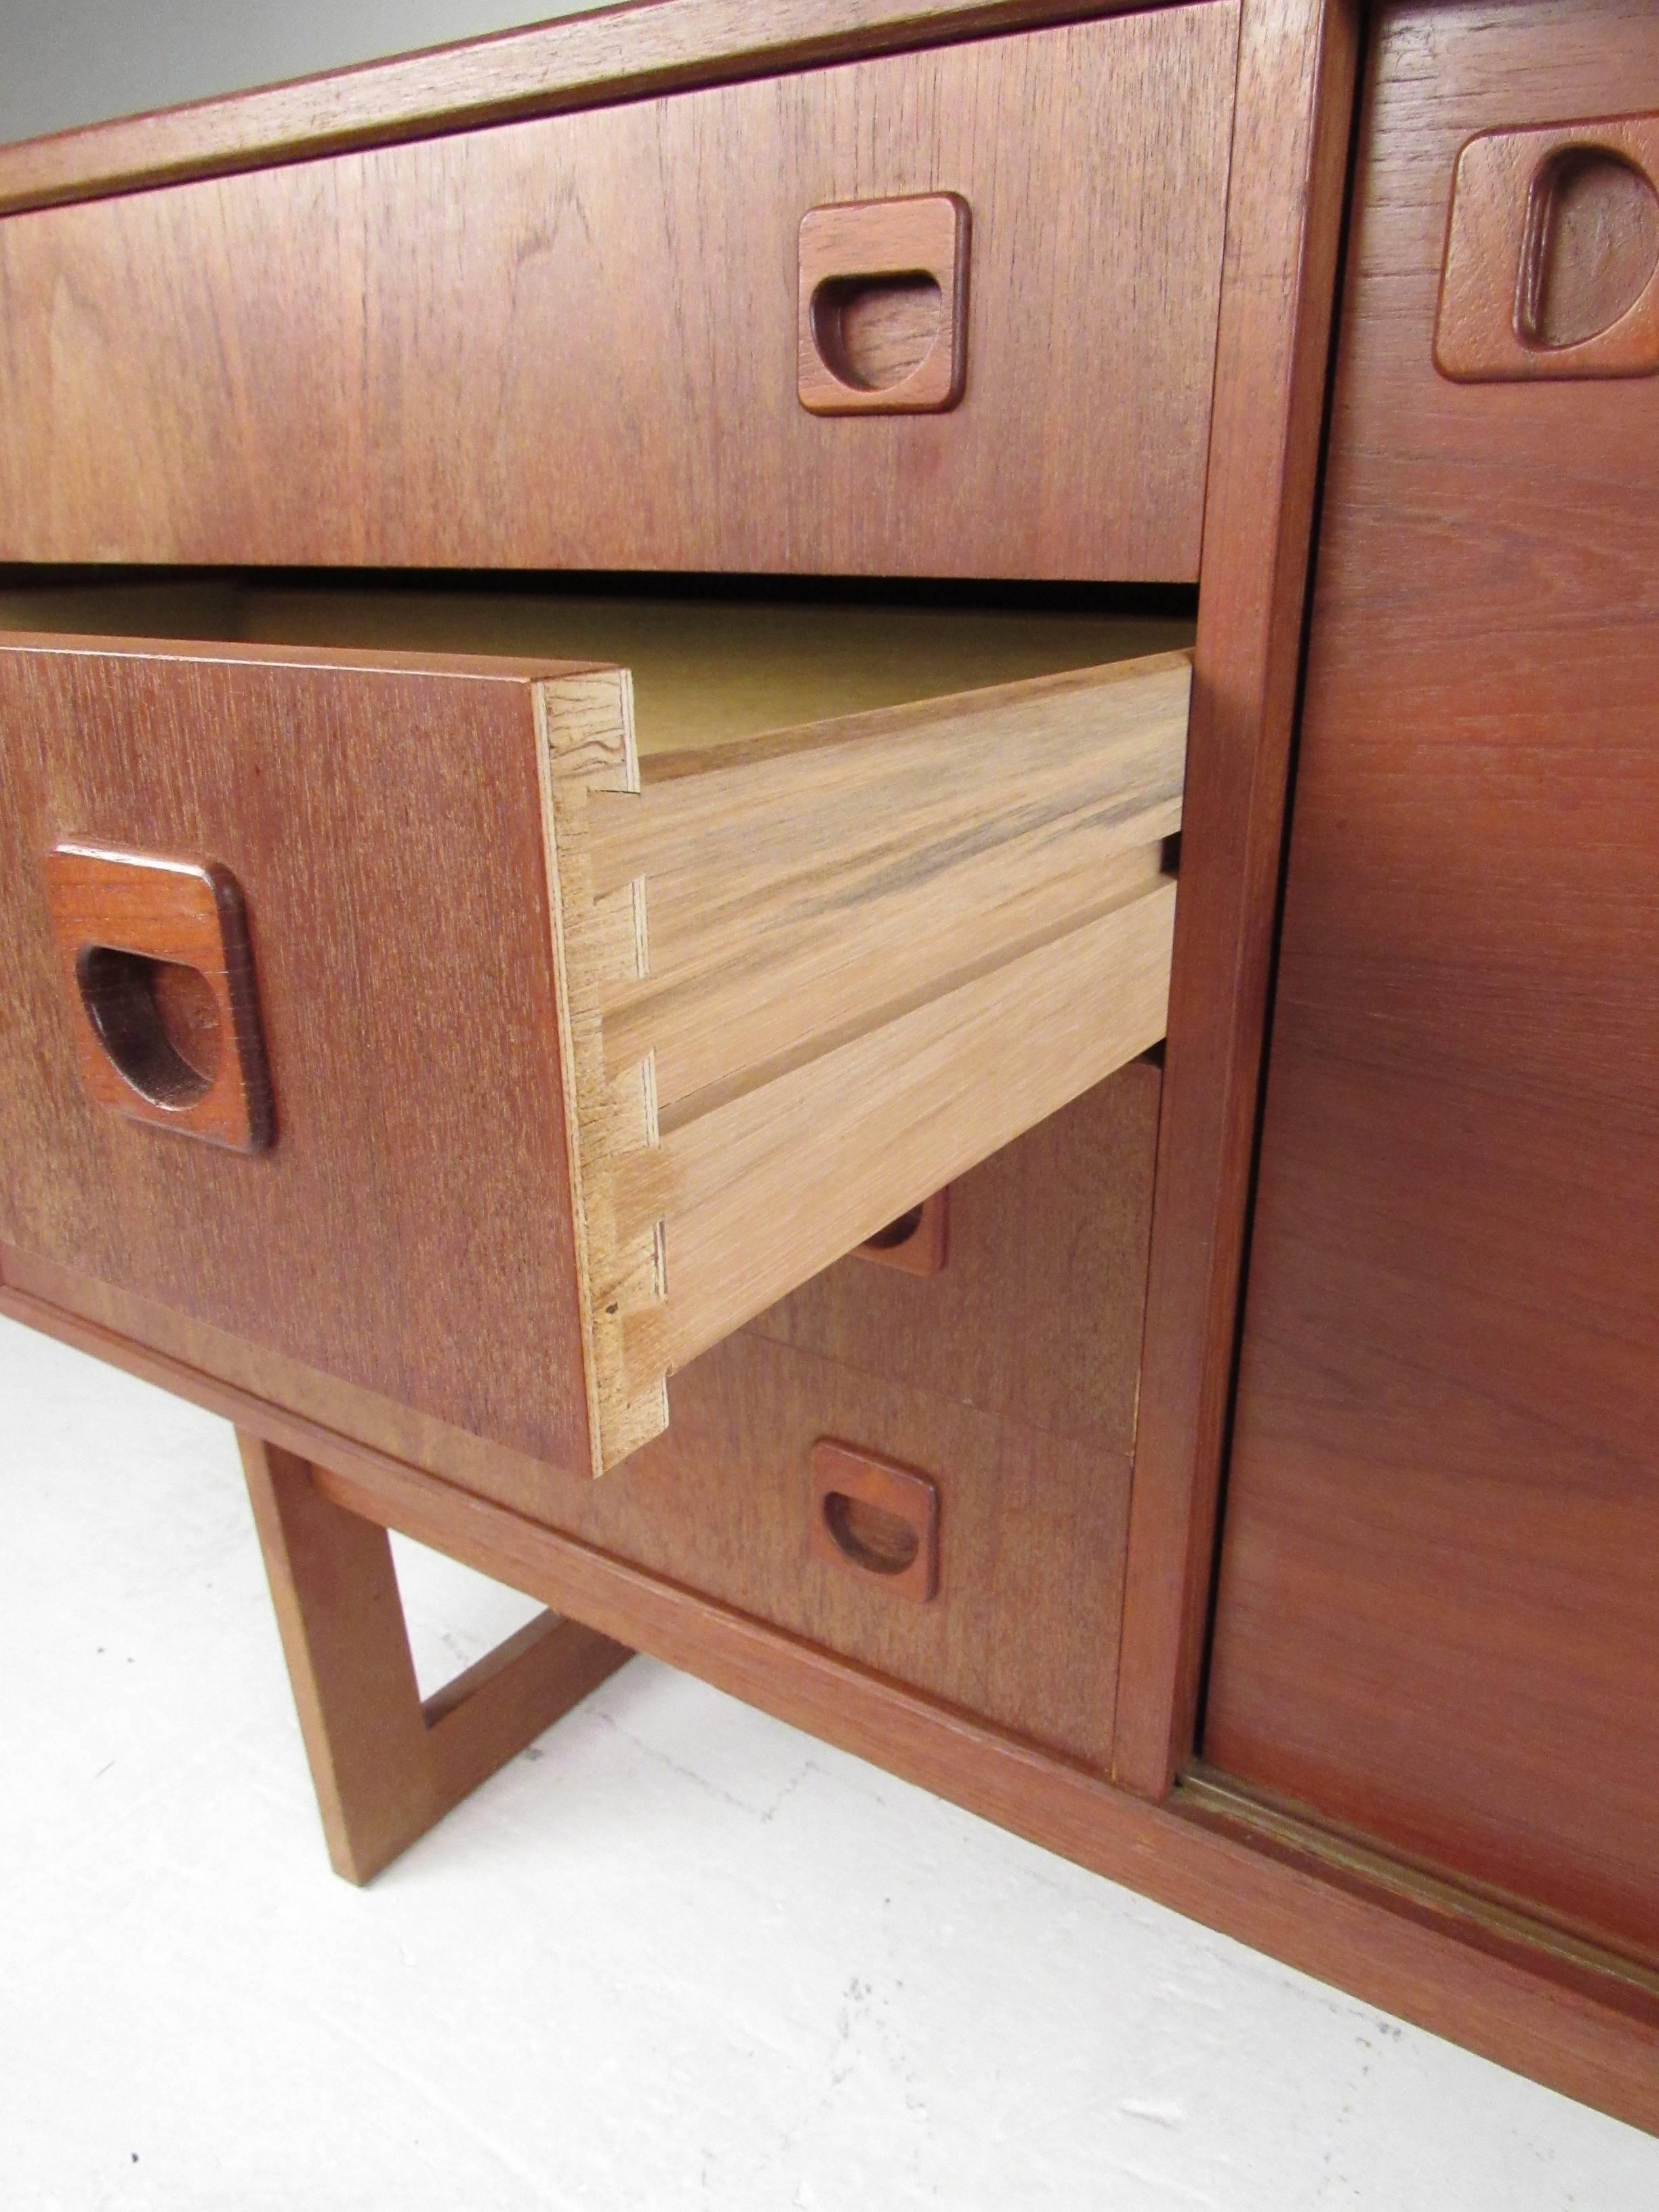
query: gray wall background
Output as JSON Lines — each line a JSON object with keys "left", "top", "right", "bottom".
{"left": 0, "top": 1, "right": 600, "bottom": 146}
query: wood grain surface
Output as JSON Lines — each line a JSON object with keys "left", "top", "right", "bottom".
{"left": 752, "top": 1063, "right": 1161, "bottom": 1453}
{"left": 1112, "top": 0, "right": 1361, "bottom": 1797}
{"left": 590, "top": 656, "right": 1187, "bottom": 1115}
{"left": 0, "top": 608, "right": 1181, "bottom": 1488}
{"left": 240, "top": 1433, "right": 631, "bottom": 1883}
{"left": 537, "top": 647, "right": 1186, "bottom": 1470}
{"left": 0, "top": 637, "right": 596, "bottom": 1474}
{"left": 1205, "top": 0, "right": 1659, "bottom": 1965}
{"left": 0, "top": 7, "right": 1238, "bottom": 578}
{"left": 0, "top": 0, "right": 1179, "bottom": 217}
{"left": 1, "top": 1063, "right": 1158, "bottom": 1771}
{"left": 7, "top": 1261, "right": 1656, "bottom": 2132}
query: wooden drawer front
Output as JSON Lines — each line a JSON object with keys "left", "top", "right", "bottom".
{"left": 0, "top": 6, "right": 1237, "bottom": 579}
{"left": 0, "top": 640, "right": 593, "bottom": 1474}
{"left": 0, "top": 620, "right": 1186, "bottom": 1488}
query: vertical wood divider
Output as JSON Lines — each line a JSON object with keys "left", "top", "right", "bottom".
{"left": 1112, "top": 0, "right": 1361, "bottom": 1799}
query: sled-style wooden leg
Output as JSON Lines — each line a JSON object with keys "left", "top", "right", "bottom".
{"left": 239, "top": 1431, "right": 633, "bottom": 1883}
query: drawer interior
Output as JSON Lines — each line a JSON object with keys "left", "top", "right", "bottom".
{"left": 0, "top": 576, "right": 1192, "bottom": 747}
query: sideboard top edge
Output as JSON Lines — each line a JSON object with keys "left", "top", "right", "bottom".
{"left": 0, "top": 0, "right": 1171, "bottom": 218}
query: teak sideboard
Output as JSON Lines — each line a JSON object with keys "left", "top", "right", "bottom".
{"left": 3, "top": 0, "right": 1657, "bottom": 2135}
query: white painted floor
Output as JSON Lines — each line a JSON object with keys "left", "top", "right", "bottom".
{"left": 2, "top": 1317, "right": 1654, "bottom": 2210}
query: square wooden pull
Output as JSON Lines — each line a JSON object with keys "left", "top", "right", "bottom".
{"left": 45, "top": 841, "right": 274, "bottom": 1152}
{"left": 798, "top": 192, "right": 970, "bottom": 415}
{"left": 1435, "top": 114, "right": 1659, "bottom": 382}
{"left": 809, "top": 1440, "right": 939, "bottom": 1603}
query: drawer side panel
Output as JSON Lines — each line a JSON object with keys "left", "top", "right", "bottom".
{"left": 1205, "top": 0, "right": 1659, "bottom": 1963}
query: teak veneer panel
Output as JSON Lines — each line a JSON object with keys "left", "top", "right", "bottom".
{"left": 0, "top": 7, "right": 1238, "bottom": 579}
{"left": 1, "top": 1071, "right": 1153, "bottom": 1773}
{"left": 1206, "top": 0, "right": 1659, "bottom": 1965}
{"left": 752, "top": 1064, "right": 1162, "bottom": 1455}
{"left": 0, "top": 0, "right": 1176, "bottom": 217}
{"left": 536, "top": 644, "right": 1187, "bottom": 1472}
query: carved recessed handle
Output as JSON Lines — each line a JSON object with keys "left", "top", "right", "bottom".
{"left": 45, "top": 841, "right": 274, "bottom": 1152}
{"left": 1435, "top": 113, "right": 1659, "bottom": 382}
{"left": 853, "top": 1189, "right": 949, "bottom": 1276}
{"left": 798, "top": 192, "right": 970, "bottom": 414}
{"left": 809, "top": 1439, "right": 939, "bottom": 1602}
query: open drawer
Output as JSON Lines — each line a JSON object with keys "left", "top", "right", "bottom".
{"left": 0, "top": 590, "right": 1187, "bottom": 1481}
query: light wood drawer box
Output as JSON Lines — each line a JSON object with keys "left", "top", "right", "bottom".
{"left": 0, "top": 588, "right": 1188, "bottom": 1490}
{"left": 0, "top": 4, "right": 1237, "bottom": 581}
